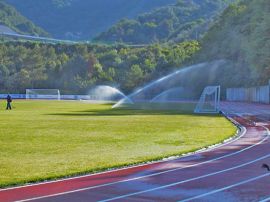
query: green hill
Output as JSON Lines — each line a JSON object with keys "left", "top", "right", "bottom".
{"left": 6, "top": 0, "right": 176, "bottom": 40}
{"left": 95, "top": 0, "right": 235, "bottom": 44}
{"left": 193, "top": 0, "right": 270, "bottom": 88}
{"left": 0, "top": 1, "right": 49, "bottom": 36}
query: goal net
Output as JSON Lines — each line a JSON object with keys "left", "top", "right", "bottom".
{"left": 194, "top": 86, "right": 220, "bottom": 114}
{"left": 26, "top": 89, "right": 61, "bottom": 100}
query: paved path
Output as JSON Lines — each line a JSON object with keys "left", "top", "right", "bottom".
{"left": 1, "top": 102, "right": 270, "bottom": 202}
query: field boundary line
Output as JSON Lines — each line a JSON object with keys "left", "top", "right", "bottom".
{"left": 0, "top": 113, "right": 244, "bottom": 191}
{"left": 18, "top": 123, "right": 269, "bottom": 202}
{"left": 260, "top": 196, "right": 270, "bottom": 202}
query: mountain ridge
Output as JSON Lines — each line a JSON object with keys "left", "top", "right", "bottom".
{"left": 0, "top": 1, "right": 49, "bottom": 36}
{"left": 95, "top": 0, "right": 235, "bottom": 44}
{"left": 6, "top": 0, "right": 176, "bottom": 40}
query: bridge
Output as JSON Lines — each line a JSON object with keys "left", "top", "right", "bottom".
{"left": 0, "top": 32, "right": 81, "bottom": 44}
{"left": 0, "top": 32, "right": 147, "bottom": 47}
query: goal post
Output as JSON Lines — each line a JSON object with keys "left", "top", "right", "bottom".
{"left": 26, "top": 89, "right": 61, "bottom": 100}
{"left": 194, "top": 86, "right": 220, "bottom": 114}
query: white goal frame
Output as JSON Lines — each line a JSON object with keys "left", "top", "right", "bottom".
{"left": 194, "top": 86, "right": 220, "bottom": 114}
{"left": 26, "top": 89, "right": 61, "bottom": 100}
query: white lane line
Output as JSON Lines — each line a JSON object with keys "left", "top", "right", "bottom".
{"left": 260, "top": 196, "right": 270, "bottom": 202}
{"left": 15, "top": 110, "right": 264, "bottom": 202}
{"left": 98, "top": 153, "right": 270, "bottom": 202}
{"left": 0, "top": 114, "right": 244, "bottom": 192}
{"left": 262, "top": 126, "right": 270, "bottom": 136}
{"left": 18, "top": 126, "right": 269, "bottom": 202}
{"left": 179, "top": 173, "right": 270, "bottom": 202}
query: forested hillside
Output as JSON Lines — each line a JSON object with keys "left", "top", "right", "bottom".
{"left": 95, "top": 0, "right": 235, "bottom": 44}
{"left": 0, "top": 1, "right": 49, "bottom": 36}
{"left": 6, "top": 0, "right": 176, "bottom": 40}
{"left": 0, "top": 41, "right": 199, "bottom": 94}
{"left": 192, "top": 0, "right": 270, "bottom": 88}
{"left": 1, "top": 0, "right": 269, "bottom": 95}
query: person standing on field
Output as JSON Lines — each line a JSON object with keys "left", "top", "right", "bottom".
{"left": 6, "top": 94, "right": 12, "bottom": 110}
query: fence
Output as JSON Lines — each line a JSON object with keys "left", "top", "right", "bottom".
{"left": 226, "top": 85, "right": 270, "bottom": 104}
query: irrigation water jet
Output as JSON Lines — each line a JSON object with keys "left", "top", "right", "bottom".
{"left": 150, "top": 87, "right": 185, "bottom": 103}
{"left": 113, "top": 60, "right": 226, "bottom": 108}
{"left": 88, "top": 85, "right": 133, "bottom": 103}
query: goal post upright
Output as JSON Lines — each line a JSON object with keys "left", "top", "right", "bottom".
{"left": 57, "top": 89, "right": 60, "bottom": 100}
{"left": 194, "top": 86, "right": 221, "bottom": 114}
{"left": 216, "top": 85, "right": 221, "bottom": 112}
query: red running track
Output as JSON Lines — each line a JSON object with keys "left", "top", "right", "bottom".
{"left": 1, "top": 102, "right": 270, "bottom": 202}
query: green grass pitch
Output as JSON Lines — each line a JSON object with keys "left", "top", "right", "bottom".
{"left": 0, "top": 100, "right": 236, "bottom": 187}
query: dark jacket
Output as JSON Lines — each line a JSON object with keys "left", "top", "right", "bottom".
{"left": 7, "top": 95, "right": 12, "bottom": 103}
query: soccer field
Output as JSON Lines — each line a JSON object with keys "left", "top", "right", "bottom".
{"left": 0, "top": 100, "right": 236, "bottom": 188}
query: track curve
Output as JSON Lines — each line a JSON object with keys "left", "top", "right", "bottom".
{"left": 1, "top": 102, "right": 270, "bottom": 202}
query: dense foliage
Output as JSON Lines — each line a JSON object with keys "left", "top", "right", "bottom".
{"left": 1, "top": 0, "right": 269, "bottom": 96}
{"left": 0, "top": 1, "right": 48, "bottom": 36}
{"left": 6, "top": 0, "right": 175, "bottom": 40}
{"left": 95, "top": 0, "right": 235, "bottom": 44}
{"left": 192, "top": 0, "right": 270, "bottom": 88}
{"left": 0, "top": 41, "right": 200, "bottom": 94}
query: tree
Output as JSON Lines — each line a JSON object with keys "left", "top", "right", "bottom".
{"left": 125, "top": 64, "right": 144, "bottom": 90}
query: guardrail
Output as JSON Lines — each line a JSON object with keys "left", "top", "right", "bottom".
{"left": 0, "top": 32, "right": 78, "bottom": 44}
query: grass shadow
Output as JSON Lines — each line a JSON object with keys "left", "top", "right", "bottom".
{"left": 47, "top": 103, "right": 221, "bottom": 117}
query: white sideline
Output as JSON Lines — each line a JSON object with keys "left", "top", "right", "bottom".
{"left": 1, "top": 114, "right": 245, "bottom": 192}
{"left": 98, "top": 153, "right": 270, "bottom": 202}
{"left": 18, "top": 127, "right": 269, "bottom": 202}
{"left": 180, "top": 173, "right": 270, "bottom": 202}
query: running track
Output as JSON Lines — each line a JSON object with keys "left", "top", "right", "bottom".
{"left": 1, "top": 102, "right": 270, "bottom": 202}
